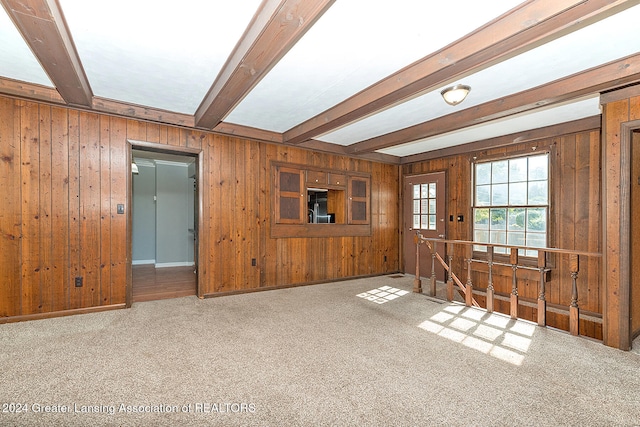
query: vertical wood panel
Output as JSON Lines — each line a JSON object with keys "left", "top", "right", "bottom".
{"left": 99, "top": 115, "right": 112, "bottom": 305}
{"left": 166, "top": 126, "right": 181, "bottom": 147}
{"left": 110, "top": 117, "right": 127, "bottom": 304}
{"left": 20, "top": 101, "right": 41, "bottom": 315}
{"left": 68, "top": 110, "right": 81, "bottom": 309}
{"left": 0, "top": 98, "right": 21, "bottom": 317}
{"left": 79, "top": 112, "right": 101, "bottom": 307}
{"left": 50, "top": 106, "right": 69, "bottom": 312}
{"left": 38, "top": 105, "right": 53, "bottom": 313}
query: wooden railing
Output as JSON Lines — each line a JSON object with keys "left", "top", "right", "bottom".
{"left": 413, "top": 231, "right": 602, "bottom": 337}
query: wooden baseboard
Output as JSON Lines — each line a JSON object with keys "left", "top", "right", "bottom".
{"left": 0, "top": 304, "right": 127, "bottom": 324}
{"left": 202, "top": 272, "right": 403, "bottom": 299}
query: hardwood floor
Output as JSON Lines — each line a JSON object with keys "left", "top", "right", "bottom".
{"left": 132, "top": 265, "right": 196, "bottom": 303}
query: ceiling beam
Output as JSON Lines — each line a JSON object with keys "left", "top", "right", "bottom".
{"left": 296, "top": 140, "right": 401, "bottom": 164}
{"left": 283, "top": 0, "right": 638, "bottom": 145}
{"left": 194, "top": 0, "right": 335, "bottom": 129}
{"left": 348, "top": 53, "right": 640, "bottom": 154}
{"left": 1, "top": 0, "right": 92, "bottom": 107}
{"left": 400, "top": 115, "right": 601, "bottom": 164}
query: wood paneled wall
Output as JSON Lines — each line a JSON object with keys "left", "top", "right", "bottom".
{"left": 600, "top": 86, "right": 640, "bottom": 349}
{"left": 0, "top": 98, "right": 128, "bottom": 318}
{"left": 403, "top": 127, "right": 603, "bottom": 338}
{"left": 0, "top": 96, "right": 400, "bottom": 321}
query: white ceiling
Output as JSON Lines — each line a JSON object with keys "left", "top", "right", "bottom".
{"left": 1, "top": 0, "right": 639, "bottom": 161}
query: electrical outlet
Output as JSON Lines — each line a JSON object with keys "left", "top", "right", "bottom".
{"left": 251, "top": 258, "right": 257, "bottom": 266}
{"left": 75, "top": 276, "right": 83, "bottom": 287}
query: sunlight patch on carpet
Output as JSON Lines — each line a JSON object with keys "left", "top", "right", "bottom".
{"left": 418, "top": 304, "right": 534, "bottom": 366}
{"left": 356, "top": 286, "right": 410, "bottom": 304}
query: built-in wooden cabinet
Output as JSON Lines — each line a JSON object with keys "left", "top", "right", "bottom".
{"left": 348, "top": 176, "right": 370, "bottom": 224}
{"left": 272, "top": 162, "right": 371, "bottom": 237}
{"left": 274, "top": 166, "right": 305, "bottom": 224}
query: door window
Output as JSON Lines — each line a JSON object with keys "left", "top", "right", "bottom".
{"left": 413, "top": 183, "right": 437, "bottom": 230}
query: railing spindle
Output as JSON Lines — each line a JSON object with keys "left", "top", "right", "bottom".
{"left": 486, "top": 246, "right": 494, "bottom": 312}
{"left": 569, "top": 254, "right": 580, "bottom": 336}
{"left": 430, "top": 243, "right": 437, "bottom": 297}
{"left": 413, "top": 232, "right": 422, "bottom": 293}
{"left": 465, "top": 245, "right": 474, "bottom": 307}
{"left": 510, "top": 248, "right": 519, "bottom": 319}
{"left": 446, "top": 244, "right": 454, "bottom": 302}
{"left": 537, "top": 251, "right": 547, "bottom": 327}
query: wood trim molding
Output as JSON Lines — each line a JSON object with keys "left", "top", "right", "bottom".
{"left": 600, "top": 83, "right": 640, "bottom": 105}
{"left": 352, "top": 53, "right": 640, "bottom": 154}
{"left": 0, "top": 303, "right": 126, "bottom": 324}
{"left": 1, "top": 0, "right": 93, "bottom": 106}
{"left": 195, "top": 0, "right": 335, "bottom": 129}
{"left": 93, "top": 97, "right": 196, "bottom": 128}
{"left": 297, "top": 139, "right": 401, "bottom": 164}
{"left": 283, "top": 0, "right": 636, "bottom": 145}
{"left": 609, "top": 119, "right": 640, "bottom": 349}
{"left": 213, "top": 122, "right": 283, "bottom": 144}
{"left": 0, "top": 76, "right": 65, "bottom": 104}
{"left": 400, "top": 116, "right": 601, "bottom": 164}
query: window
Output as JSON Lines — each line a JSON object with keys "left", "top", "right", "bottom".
{"left": 473, "top": 153, "right": 549, "bottom": 256}
{"left": 412, "top": 182, "right": 437, "bottom": 230}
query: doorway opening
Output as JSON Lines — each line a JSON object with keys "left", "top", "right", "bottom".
{"left": 128, "top": 142, "right": 201, "bottom": 303}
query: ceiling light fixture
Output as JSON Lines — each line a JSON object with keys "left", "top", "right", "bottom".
{"left": 441, "top": 84, "right": 471, "bottom": 106}
{"left": 132, "top": 162, "right": 139, "bottom": 174}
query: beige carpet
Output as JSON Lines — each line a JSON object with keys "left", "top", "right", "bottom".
{"left": 1, "top": 275, "right": 639, "bottom": 426}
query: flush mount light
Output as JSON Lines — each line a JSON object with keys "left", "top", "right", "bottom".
{"left": 441, "top": 84, "right": 471, "bottom": 106}
{"left": 132, "top": 162, "right": 139, "bottom": 174}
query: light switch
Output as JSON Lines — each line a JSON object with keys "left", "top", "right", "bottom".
{"left": 117, "top": 204, "right": 125, "bottom": 214}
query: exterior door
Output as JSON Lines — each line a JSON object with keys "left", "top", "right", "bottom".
{"left": 404, "top": 172, "right": 446, "bottom": 282}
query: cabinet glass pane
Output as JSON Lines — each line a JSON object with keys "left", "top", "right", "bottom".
{"left": 352, "top": 180, "right": 367, "bottom": 198}
{"left": 280, "top": 172, "right": 300, "bottom": 193}
{"left": 351, "top": 201, "right": 367, "bottom": 221}
{"left": 280, "top": 197, "right": 300, "bottom": 220}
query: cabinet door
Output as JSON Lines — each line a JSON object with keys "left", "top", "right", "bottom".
{"left": 275, "top": 166, "right": 304, "bottom": 224}
{"left": 348, "top": 176, "right": 370, "bottom": 224}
